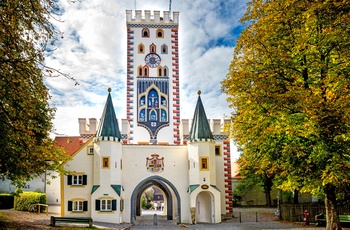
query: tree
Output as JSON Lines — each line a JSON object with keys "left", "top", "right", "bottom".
{"left": 235, "top": 149, "right": 275, "bottom": 206}
{"left": 222, "top": 1, "right": 350, "bottom": 229}
{"left": 0, "top": 1, "right": 71, "bottom": 185}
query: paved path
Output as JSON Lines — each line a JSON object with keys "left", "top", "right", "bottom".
{"left": 23, "top": 206, "right": 327, "bottom": 229}
{"left": 92, "top": 209, "right": 326, "bottom": 230}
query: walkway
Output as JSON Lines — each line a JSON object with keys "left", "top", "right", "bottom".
{"left": 16, "top": 206, "right": 326, "bottom": 229}
{"left": 92, "top": 209, "right": 326, "bottom": 230}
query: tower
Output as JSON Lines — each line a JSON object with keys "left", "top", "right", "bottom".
{"left": 126, "top": 10, "right": 180, "bottom": 144}
{"left": 92, "top": 88, "right": 123, "bottom": 223}
{"left": 188, "top": 91, "right": 221, "bottom": 223}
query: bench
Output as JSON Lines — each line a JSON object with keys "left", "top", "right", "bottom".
{"left": 29, "top": 203, "right": 49, "bottom": 215}
{"left": 50, "top": 216, "right": 93, "bottom": 227}
{"left": 315, "top": 213, "right": 350, "bottom": 226}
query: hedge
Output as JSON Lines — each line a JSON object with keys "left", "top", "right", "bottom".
{"left": 0, "top": 194, "right": 14, "bottom": 209}
{"left": 14, "top": 192, "right": 47, "bottom": 212}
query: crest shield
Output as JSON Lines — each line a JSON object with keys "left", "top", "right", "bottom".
{"left": 146, "top": 153, "right": 164, "bottom": 173}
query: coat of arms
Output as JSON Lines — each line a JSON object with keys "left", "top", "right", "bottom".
{"left": 146, "top": 153, "right": 164, "bottom": 173}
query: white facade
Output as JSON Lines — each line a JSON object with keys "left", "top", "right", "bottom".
{"left": 61, "top": 117, "right": 231, "bottom": 224}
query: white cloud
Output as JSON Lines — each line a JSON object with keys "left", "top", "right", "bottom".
{"left": 46, "top": 0, "right": 249, "bottom": 146}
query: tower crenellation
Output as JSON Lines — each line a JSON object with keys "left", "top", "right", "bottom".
{"left": 126, "top": 10, "right": 179, "bottom": 23}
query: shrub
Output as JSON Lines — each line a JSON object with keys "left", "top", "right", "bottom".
{"left": 14, "top": 192, "right": 46, "bottom": 212}
{"left": 0, "top": 194, "right": 14, "bottom": 209}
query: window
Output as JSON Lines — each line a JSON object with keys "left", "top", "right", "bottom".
{"left": 102, "top": 157, "right": 110, "bottom": 168}
{"left": 156, "top": 29, "right": 164, "bottom": 38}
{"left": 161, "top": 44, "right": 168, "bottom": 54}
{"left": 158, "top": 66, "right": 162, "bottom": 77}
{"left": 138, "top": 43, "right": 144, "bottom": 54}
{"left": 215, "top": 146, "right": 221, "bottom": 156}
{"left": 120, "top": 198, "right": 124, "bottom": 211}
{"left": 163, "top": 67, "right": 168, "bottom": 77}
{"left": 138, "top": 66, "right": 143, "bottom": 76}
{"left": 150, "top": 43, "right": 156, "bottom": 53}
{"left": 200, "top": 157, "right": 209, "bottom": 170}
{"left": 101, "top": 199, "right": 112, "bottom": 211}
{"left": 142, "top": 28, "right": 149, "bottom": 38}
{"left": 87, "top": 146, "right": 94, "bottom": 155}
{"left": 143, "top": 66, "right": 149, "bottom": 77}
{"left": 74, "top": 201, "right": 83, "bottom": 211}
{"left": 67, "top": 175, "right": 87, "bottom": 186}
{"left": 73, "top": 175, "right": 82, "bottom": 185}
{"left": 68, "top": 200, "right": 87, "bottom": 212}
{"left": 95, "top": 199, "right": 116, "bottom": 212}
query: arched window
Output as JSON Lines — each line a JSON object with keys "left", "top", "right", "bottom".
{"left": 142, "top": 28, "right": 150, "bottom": 38}
{"left": 138, "top": 66, "right": 143, "bottom": 76}
{"left": 158, "top": 67, "right": 162, "bottom": 77}
{"left": 138, "top": 43, "right": 144, "bottom": 54}
{"left": 156, "top": 29, "right": 164, "bottom": 38}
{"left": 150, "top": 43, "right": 156, "bottom": 53}
{"left": 161, "top": 44, "right": 168, "bottom": 54}
{"left": 163, "top": 67, "right": 168, "bottom": 77}
{"left": 143, "top": 66, "right": 149, "bottom": 77}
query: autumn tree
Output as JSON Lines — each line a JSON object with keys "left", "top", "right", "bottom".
{"left": 0, "top": 1, "right": 71, "bottom": 185}
{"left": 235, "top": 148, "right": 275, "bottom": 206}
{"left": 222, "top": 1, "right": 350, "bottom": 229}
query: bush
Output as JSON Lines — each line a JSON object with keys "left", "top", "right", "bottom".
{"left": 0, "top": 194, "right": 14, "bottom": 209}
{"left": 14, "top": 192, "right": 46, "bottom": 212}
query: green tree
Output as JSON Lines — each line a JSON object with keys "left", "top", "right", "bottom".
{"left": 235, "top": 150, "right": 275, "bottom": 206}
{"left": 0, "top": 1, "right": 71, "bottom": 185}
{"left": 222, "top": 1, "right": 350, "bottom": 229}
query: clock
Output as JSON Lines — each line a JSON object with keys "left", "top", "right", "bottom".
{"left": 145, "top": 53, "right": 161, "bottom": 68}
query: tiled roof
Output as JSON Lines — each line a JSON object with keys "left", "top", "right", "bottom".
{"left": 54, "top": 136, "right": 82, "bottom": 156}
{"left": 189, "top": 91, "right": 213, "bottom": 142}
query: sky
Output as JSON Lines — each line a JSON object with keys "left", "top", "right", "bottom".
{"left": 45, "top": 0, "right": 249, "bottom": 147}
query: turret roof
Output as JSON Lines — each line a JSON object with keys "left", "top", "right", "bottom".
{"left": 189, "top": 90, "right": 213, "bottom": 142}
{"left": 96, "top": 88, "right": 122, "bottom": 141}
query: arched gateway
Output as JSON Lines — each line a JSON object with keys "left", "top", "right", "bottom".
{"left": 130, "top": 175, "right": 181, "bottom": 223}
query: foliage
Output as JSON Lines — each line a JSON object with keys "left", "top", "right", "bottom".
{"left": 145, "top": 188, "right": 154, "bottom": 202}
{"left": 0, "top": 0, "right": 72, "bottom": 185}
{"left": 0, "top": 194, "right": 14, "bottom": 209}
{"left": 222, "top": 0, "right": 350, "bottom": 229}
{"left": 14, "top": 192, "right": 46, "bottom": 212}
{"left": 141, "top": 196, "right": 147, "bottom": 208}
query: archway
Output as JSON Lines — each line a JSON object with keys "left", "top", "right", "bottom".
{"left": 196, "top": 191, "right": 213, "bottom": 223}
{"left": 130, "top": 175, "right": 181, "bottom": 223}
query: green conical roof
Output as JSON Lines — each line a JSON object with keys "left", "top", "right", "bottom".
{"left": 189, "top": 91, "right": 213, "bottom": 142}
{"left": 96, "top": 88, "right": 122, "bottom": 141}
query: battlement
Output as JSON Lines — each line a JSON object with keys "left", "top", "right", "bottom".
{"left": 126, "top": 10, "right": 179, "bottom": 24}
{"left": 78, "top": 118, "right": 130, "bottom": 136}
{"left": 180, "top": 118, "right": 231, "bottom": 136}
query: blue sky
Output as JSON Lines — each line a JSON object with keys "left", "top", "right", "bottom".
{"left": 45, "top": 0, "right": 249, "bottom": 145}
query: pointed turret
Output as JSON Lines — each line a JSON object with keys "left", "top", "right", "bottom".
{"left": 189, "top": 90, "right": 213, "bottom": 142}
{"left": 96, "top": 88, "right": 122, "bottom": 141}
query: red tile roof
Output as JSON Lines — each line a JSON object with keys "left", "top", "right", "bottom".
{"left": 54, "top": 136, "right": 82, "bottom": 156}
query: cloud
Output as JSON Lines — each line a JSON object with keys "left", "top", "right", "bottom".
{"left": 45, "top": 0, "right": 249, "bottom": 142}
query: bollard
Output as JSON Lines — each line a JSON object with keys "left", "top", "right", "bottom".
{"left": 256, "top": 212, "right": 258, "bottom": 222}
{"left": 239, "top": 212, "right": 241, "bottom": 223}
{"left": 153, "top": 214, "right": 157, "bottom": 225}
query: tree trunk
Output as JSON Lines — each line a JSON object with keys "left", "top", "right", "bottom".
{"left": 294, "top": 190, "right": 299, "bottom": 204}
{"left": 265, "top": 188, "right": 272, "bottom": 207}
{"left": 324, "top": 185, "right": 341, "bottom": 230}
{"left": 263, "top": 176, "right": 273, "bottom": 207}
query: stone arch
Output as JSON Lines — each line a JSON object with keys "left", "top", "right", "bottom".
{"left": 130, "top": 175, "right": 181, "bottom": 223}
